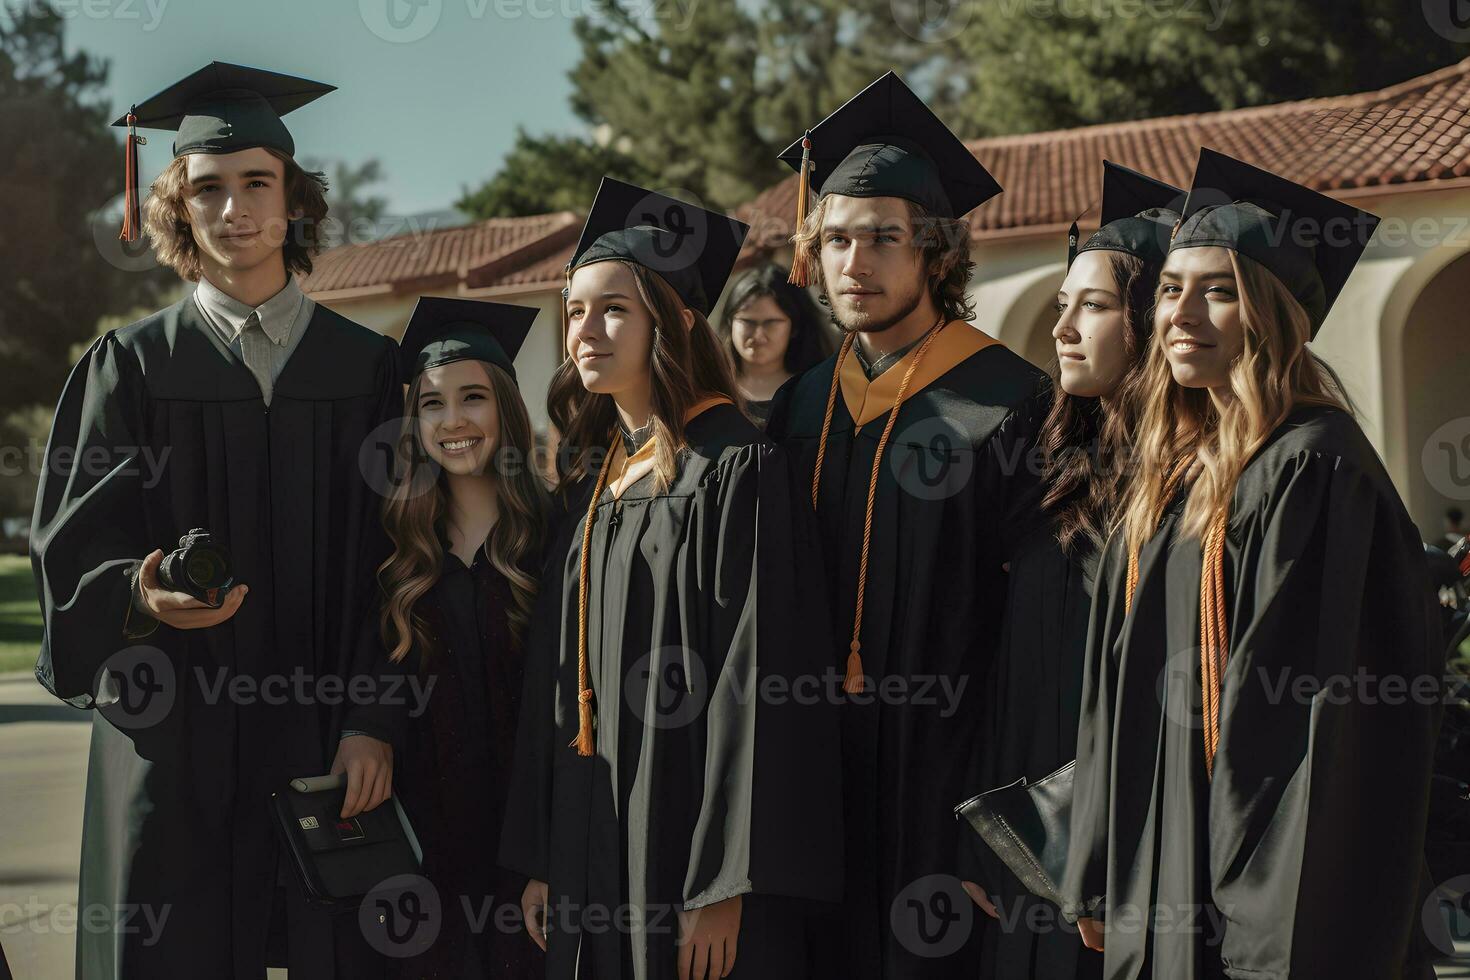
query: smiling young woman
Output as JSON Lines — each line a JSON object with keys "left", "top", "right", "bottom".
{"left": 378, "top": 297, "right": 548, "bottom": 979}
{"left": 1062, "top": 150, "right": 1443, "bottom": 979}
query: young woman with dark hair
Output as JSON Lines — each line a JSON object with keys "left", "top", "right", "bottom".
{"left": 717, "top": 263, "right": 833, "bottom": 428}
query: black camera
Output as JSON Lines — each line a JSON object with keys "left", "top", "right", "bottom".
{"left": 158, "top": 529, "right": 236, "bottom": 607}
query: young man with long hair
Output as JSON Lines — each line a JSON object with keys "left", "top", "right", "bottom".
{"left": 30, "top": 64, "right": 402, "bottom": 977}
{"left": 766, "top": 73, "right": 1049, "bottom": 979}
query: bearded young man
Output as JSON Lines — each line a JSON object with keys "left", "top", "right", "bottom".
{"left": 767, "top": 72, "right": 1049, "bottom": 980}
{"left": 30, "top": 63, "right": 402, "bottom": 978}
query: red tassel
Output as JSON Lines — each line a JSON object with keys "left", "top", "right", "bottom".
{"left": 119, "top": 110, "right": 145, "bottom": 243}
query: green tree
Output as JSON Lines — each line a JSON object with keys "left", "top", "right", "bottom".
{"left": 457, "top": 129, "right": 654, "bottom": 219}
{"left": 0, "top": 3, "right": 165, "bottom": 418}
{"left": 947, "top": 0, "right": 1469, "bottom": 135}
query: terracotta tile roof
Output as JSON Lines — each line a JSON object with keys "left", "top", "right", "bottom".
{"left": 736, "top": 56, "right": 1470, "bottom": 255}
{"left": 303, "top": 58, "right": 1470, "bottom": 297}
{"left": 301, "top": 210, "right": 581, "bottom": 297}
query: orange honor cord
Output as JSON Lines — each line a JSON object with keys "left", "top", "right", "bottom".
{"left": 812, "top": 319, "right": 945, "bottom": 694}
{"left": 119, "top": 110, "right": 146, "bottom": 243}
{"left": 573, "top": 444, "right": 619, "bottom": 757}
{"left": 1198, "top": 508, "right": 1229, "bottom": 778}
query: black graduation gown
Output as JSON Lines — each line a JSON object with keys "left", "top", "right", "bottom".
{"left": 30, "top": 296, "right": 404, "bottom": 979}
{"left": 767, "top": 320, "right": 1049, "bottom": 979}
{"left": 975, "top": 525, "right": 1103, "bottom": 980}
{"left": 498, "top": 402, "right": 843, "bottom": 980}
{"left": 1063, "top": 405, "right": 1443, "bottom": 979}
{"left": 394, "top": 550, "right": 545, "bottom": 979}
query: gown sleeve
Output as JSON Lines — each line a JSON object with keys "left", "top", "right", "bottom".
{"left": 1208, "top": 449, "right": 1442, "bottom": 977}
{"left": 30, "top": 332, "right": 152, "bottom": 707}
{"left": 1058, "top": 531, "right": 1129, "bottom": 923}
{"left": 680, "top": 443, "right": 843, "bottom": 910}
{"left": 497, "top": 496, "right": 577, "bottom": 884}
{"left": 336, "top": 343, "right": 410, "bottom": 747}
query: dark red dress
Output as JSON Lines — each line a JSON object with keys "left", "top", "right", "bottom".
{"left": 393, "top": 547, "right": 544, "bottom": 979}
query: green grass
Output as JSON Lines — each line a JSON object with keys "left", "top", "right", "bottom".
{"left": 0, "top": 553, "right": 40, "bottom": 675}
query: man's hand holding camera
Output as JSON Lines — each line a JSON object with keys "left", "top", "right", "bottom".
{"left": 135, "top": 531, "right": 248, "bottom": 630}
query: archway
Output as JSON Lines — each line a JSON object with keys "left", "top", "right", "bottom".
{"left": 1393, "top": 250, "right": 1470, "bottom": 541}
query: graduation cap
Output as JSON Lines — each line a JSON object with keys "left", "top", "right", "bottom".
{"left": 777, "top": 71, "right": 1001, "bottom": 285}
{"left": 399, "top": 297, "right": 539, "bottom": 385}
{"left": 111, "top": 63, "right": 336, "bottom": 242}
{"left": 1069, "top": 162, "right": 1185, "bottom": 267}
{"left": 566, "top": 177, "right": 750, "bottom": 317}
{"left": 1170, "top": 148, "right": 1380, "bottom": 334}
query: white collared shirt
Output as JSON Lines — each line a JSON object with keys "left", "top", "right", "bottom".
{"left": 193, "top": 275, "right": 316, "bottom": 405}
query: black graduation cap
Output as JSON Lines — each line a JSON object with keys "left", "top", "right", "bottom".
{"left": 111, "top": 63, "right": 335, "bottom": 241}
{"left": 777, "top": 71, "right": 1001, "bottom": 221}
{"left": 567, "top": 177, "right": 750, "bottom": 317}
{"left": 1070, "top": 162, "right": 1185, "bottom": 267}
{"left": 399, "top": 297, "right": 540, "bottom": 385}
{"left": 1170, "top": 148, "right": 1380, "bottom": 334}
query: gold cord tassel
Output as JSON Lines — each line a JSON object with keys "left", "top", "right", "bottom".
{"left": 573, "top": 443, "right": 618, "bottom": 757}
{"left": 812, "top": 320, "right": 946, "bottom": 693}
{"left": 1199, "top": 508, "right": 1230, "bottom": 779}
{"left": 787, "top": 131, "right": 814, "bottom": 287}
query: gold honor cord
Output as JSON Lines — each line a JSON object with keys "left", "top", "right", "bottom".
{"left": 1122, "top": 456, "right": 1229, "bottom": 779}
{"left": 573, "top": 444, "right": 618, "bottom": 757}
{"left": 811, "top": 318, "right": 946, "bottom": 694}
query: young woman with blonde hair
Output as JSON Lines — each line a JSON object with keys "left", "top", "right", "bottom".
{"left": 1062, "top": 150, "right": 1442, "bottom": 978}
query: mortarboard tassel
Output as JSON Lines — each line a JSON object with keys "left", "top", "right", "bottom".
{"left": 119, "top": 109, "right": 146, "bottom": 243}
{"left": 787, "top": 131, "right": 814, "bottom": 287}
{"left": 1066, "top": 219, "right": 1080, "bottom": 268}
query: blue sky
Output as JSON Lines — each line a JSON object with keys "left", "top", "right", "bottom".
{"left": 65, "top": 0, "right": 587, "bottom": 214}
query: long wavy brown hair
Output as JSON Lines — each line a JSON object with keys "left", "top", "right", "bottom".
{"left": 379, "top": 361, "right": 549, "bottom": 664}
{"left": 547, "top": 260, "right": 741, "bottom": 493}
{"left": 143, "top": 148, "right": 330, "bottom": 281}
{"left": 789, "top": 195, "right": 976, "bottom": 323}
{"left": 1122, "top": 251, "right": 1350, "bottom": 554}
{"left": 1039, "top": 250, "right": 1159, "bottom": 555}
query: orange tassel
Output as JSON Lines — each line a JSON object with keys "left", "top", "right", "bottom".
{"left": 787, "top": 131, "right": 813, "bottom": 287}
{"left": 575, "top": 689, "right": 596, "bottom": 757}
{"left": 842, "top": 641, "right": 865, "bottom": 694}
{"left": 119, "top": 110, "right": 145, "bottom": 243}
